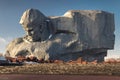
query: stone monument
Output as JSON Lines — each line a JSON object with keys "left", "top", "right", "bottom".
{"left": 5, "top": 9, "right": 115, "bottom": 62}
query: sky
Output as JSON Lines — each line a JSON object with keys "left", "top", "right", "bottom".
{"left": 0, "top": 0, "right": 119, "bottom": 58}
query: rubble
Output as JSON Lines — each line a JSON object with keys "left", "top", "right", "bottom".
{"left": 1, "top": 54, "right": 120, "bottom": 66}
{"left": 4, "top": 56, "right": 99, "bottom": 65}
{"left": 105, "top": 58, "right": 120, "bottom": 63}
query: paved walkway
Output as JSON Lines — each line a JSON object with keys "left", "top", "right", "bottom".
{"left": 0, "top": 74, "right": 120, "bottom": 80}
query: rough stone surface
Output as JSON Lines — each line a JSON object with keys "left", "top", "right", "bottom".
{"left": 19, "top": 9, "right": 51, "bottom": 42}
{"left": 5, "top": 9, "right": 115, "bottom": 62}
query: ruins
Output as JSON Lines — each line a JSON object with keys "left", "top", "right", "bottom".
{"left": 5, "top": 9, "right": 115, "bottom": 62}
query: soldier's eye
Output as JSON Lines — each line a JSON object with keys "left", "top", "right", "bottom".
{"left": 28, "top": 29, "right": 33, "bottom": 32}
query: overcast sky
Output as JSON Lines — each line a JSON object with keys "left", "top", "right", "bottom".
{"left": 0, "top": 0, "right": 119, "bottom": 57}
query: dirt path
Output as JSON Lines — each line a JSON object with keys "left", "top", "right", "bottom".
{"left": 0, "top": 74, "right": 120, "bottom": 80}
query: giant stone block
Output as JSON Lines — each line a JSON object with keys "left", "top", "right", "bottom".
{"left": 5, "top": 9, "right": 115, "bottom": 62}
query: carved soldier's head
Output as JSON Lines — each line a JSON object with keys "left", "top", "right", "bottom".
{"left": 19, "top": 9, "right": 50, "bottom": 42}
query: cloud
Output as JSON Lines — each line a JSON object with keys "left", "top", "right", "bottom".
{"left": 0, "top": 37, "right": 6, "bottom": 44}
{"left": 0, "top": 37, "right": 13, "bottom": 53}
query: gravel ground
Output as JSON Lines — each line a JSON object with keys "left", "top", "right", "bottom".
{"left": 0, "top": 63, "right": 120, "bottom": 75}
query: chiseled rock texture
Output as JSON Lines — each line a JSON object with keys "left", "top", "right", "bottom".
{"left": 5, "top": 9, "right": 115, "bottom": 62}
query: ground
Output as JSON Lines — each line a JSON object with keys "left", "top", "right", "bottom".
{"left": 0, "top": 63, "right": 120, "bottom": 75}
{"left": 0, "top": 74, "right": 120, "bottom": 80}
{"left": 0, "top": 63, "right": 120, "bottom": 80}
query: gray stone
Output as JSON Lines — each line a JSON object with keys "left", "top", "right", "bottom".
{"left": 50, "top": 10, "right": 115, "bottom": 50}
{"left": 4, "top": 9, "right": 115, "bottom": 62}
{"left": 19, "top": 9, "right": 52, "bottom": 42}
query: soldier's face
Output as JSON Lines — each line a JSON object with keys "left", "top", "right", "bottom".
{"left": 23, "top": 23, "right": 43, "bottom": 41}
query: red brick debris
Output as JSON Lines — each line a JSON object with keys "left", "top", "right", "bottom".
{"left": 4, "top": 55, "right": 120, "bottom": 64}
{"left": 5, "top": 56, "right": 98, "bottom": 64}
